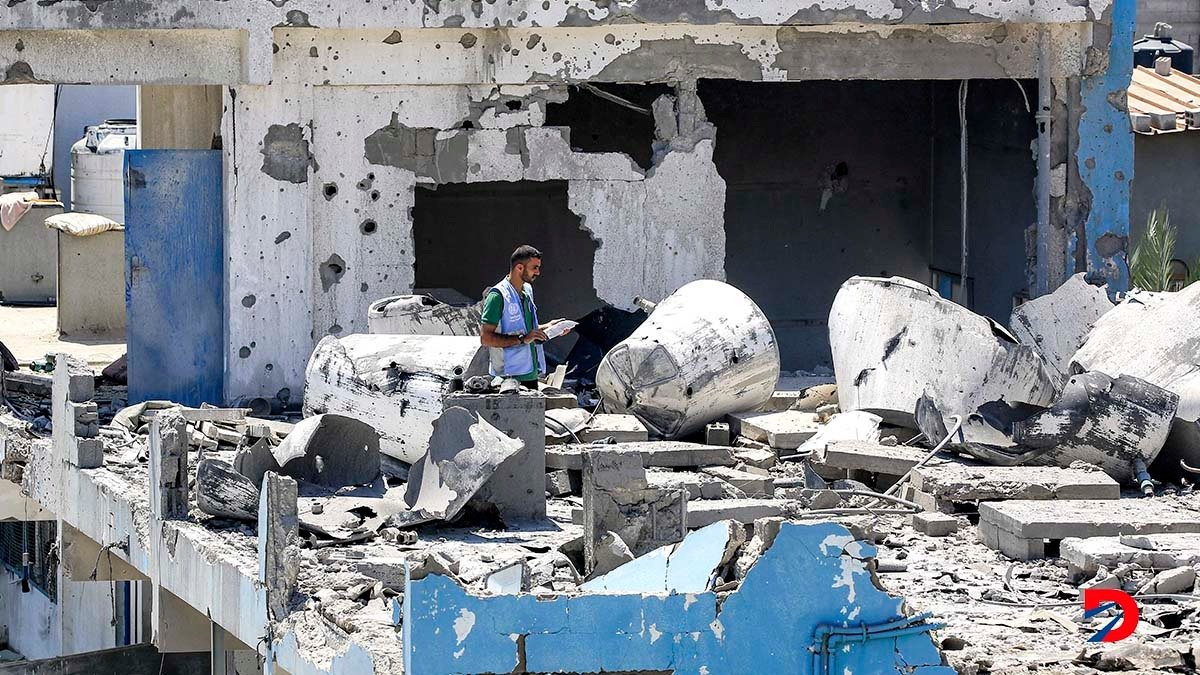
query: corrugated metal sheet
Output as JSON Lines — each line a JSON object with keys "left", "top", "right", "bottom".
{"left": 1128, "top": 65, "right": 1200, "bottom": 134}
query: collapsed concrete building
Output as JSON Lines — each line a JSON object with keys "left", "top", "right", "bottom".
{"left": 0, "top": 0, "right": 1157, "bottom": 673}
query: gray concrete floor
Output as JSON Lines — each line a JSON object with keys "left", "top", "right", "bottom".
{"left": 0, "top": 305, "right": 124, "bottom": 368}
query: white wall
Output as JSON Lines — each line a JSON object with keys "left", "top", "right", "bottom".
{"left": 0, "top": 566, "right": 121, "bottom": 660}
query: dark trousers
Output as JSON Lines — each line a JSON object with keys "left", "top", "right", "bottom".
{"left": 520, "top": 379, "right": 539, "bottom": 390}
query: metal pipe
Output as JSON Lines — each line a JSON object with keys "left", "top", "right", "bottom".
{"left": 883, "top": 415, "right": 963, "bottom": 497}
{"left": 959, "top": 79, "right": 970, "bottom": 306}
{"left": 1036, "top": 26, "right": 1053, "bottom": 297}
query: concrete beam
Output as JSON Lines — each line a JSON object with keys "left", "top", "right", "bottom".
{"left": 154, "top": 586, "right": 211, "bottom": 653}
{"left": 60, "top": 521, "right": 147, "bottom": 582}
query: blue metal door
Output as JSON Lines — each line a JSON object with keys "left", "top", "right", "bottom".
{"left": 124, "top": 150, "right": 224, "bottom": 406}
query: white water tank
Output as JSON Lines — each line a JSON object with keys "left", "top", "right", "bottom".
{"left": 70, "top": 119, "right": 138, "bottom": 222}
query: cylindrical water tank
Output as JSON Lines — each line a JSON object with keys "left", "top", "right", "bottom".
{"left": 70, "top": 119, "right": 138, "bottom": 222}
{"left": 595, "top": 280, "right": 780, "bottom": 439}
{"left": 302, "top": 334, "right": 490, "bottom": 463}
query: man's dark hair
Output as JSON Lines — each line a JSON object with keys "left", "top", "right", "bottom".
{"left": 511, "top": 245, "right": 542, "bottom": 267}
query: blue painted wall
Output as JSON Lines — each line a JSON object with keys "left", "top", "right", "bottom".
{"left": 1077, "top": 0, "right": 1136, "bottom": 290}
{"left": 124, "top": 150, "right": 225, "bottom": 407}
{"left": 404, "top": 522, "right": 952, "bottom": 675}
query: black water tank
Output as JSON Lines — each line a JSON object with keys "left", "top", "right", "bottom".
{"left": 1134, "top": 22, "right": 1194, "bottom": 73}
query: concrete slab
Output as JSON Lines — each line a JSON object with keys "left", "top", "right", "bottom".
{"left": 578, "top": 414, "right": 648, "bottom": 443}
{"left": 727, "top": 411, "right": 820, "bottom": 449}
{"left": 980, "top": 499, "right": 1200, "bottom": 560}
{"left": 546, "top": 442, "right": 735, "bottom": 471}
{"left": 815, "top": 441, "right": 940, "bottom": 476}
{"left": 1061, "top": 533, "right": 1200, "bottom": 575}
{"left": 911, "top": 463, "right": 1120, "bottom": 503}
{"left": 700, "top": 466, "right": 773, "bottom": 497}
{"left": 912, "top": 512, "right": 958, "bottom": 537}
{"left": 686, "top": 499, "right": 784, "bottom": 529}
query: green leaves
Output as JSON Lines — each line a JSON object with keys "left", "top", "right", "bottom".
{"left": 1130, "top": 207, "right": 1178, "bottom": 292}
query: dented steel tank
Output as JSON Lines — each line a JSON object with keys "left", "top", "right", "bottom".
{"left": 302, "top": 334, "right": 489, "bottom": 463}
{"left": 595, "top": 280, "right": 779, "bottom": 439}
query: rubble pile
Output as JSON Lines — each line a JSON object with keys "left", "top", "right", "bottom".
{"left": 3, "top": 272, "right": 1200, "bottom": 673}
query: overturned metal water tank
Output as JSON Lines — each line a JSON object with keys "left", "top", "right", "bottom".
{"left": 829, "top": 276, "right": 1059, "bottom": 426}
{"left": 367, "top": 294, "right": 482, "bottom": 336}
{"left": 302, "top": 334, "right": 489, "bottom": 463}
{"left": 595, "top": 280, "right": 779, "bottom": 439}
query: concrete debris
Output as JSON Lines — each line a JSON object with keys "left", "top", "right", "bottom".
{"left": 829, "top": 276, "right": 1058, "bottom": 426}
{"left": 596, "top": 280, "right": 780, "bottom": 439}
{"left": 727, "top": 410, "right": 820, "bottom": 450}
{"left": 272, "top": 413, "right": 381, "bottom": 489}
{"left": 582, "top": 449, "right": 687, "bottom": 575}
{"left": 917, "top": 372, "right": 1178, "bottom": 484}
{"left": 1062, "top": 533, "right": 1200, "bottom": 576}
{"left": 577, "top": 413, "right": 648, "bottom": 443}
{"left": 704, "top": 421, "right": 731, "bottom": 446}
{"left": 700, "top": 465, "right": 773, "bottom": 497}
{"left": 581, "top": 520, "right": 744, "bottom": 593}
{"left": 259, "top": 471, "right": 300, "bottom": 622}
{"left": 687, "top": 498, "right": 784, "bottom": 528}
{"left": 1079, "top": 643, "right": 1187, "bottom": 671}
{"left": 1009, "top": 273, "right": 1114, "bottom": 383}
{"left": 980, "top": 498, "right": 1200, "bottom": 560}
{"left": 790, "top": 383, "right": 839, "bottom": 413}
{"left": 302, "top": 333, "right": 489, "bottom": 463}
{"left": 1137, "top": 565, "right": 1196, "bottom": 595}
{"left": 731, "top": 446, "right": 776, "bottom": 470}
{"left": 794, "top": 410, "right": 882, "bottom": 456}
{"left": 391, "top": 406, "right": 524, "bottom": 528}
{"left": 546, "top": 441, "right": 735, "bottom": 471}
{"left": 734, "top": 517, "right": 783, "bottom": 580}
{"left": 911, "top": 512, "right": 959, "bottom": 537}
{"left": 367, "top": 294, "right": 482, "bottom": 336}
{"left": 149, "top": 409, "right": 188, "bottom": 520}
{"left": 811, "top": 440, "right": 938, "bottom": 480}
{"left": 908, "top": 462, "right": 1120, "bottom": 510}
{"left": 588, "top": 530, "right": 634, "bottom": 578}
{"left": 195, "top": 458, "right": 260, "bottom": 522}
{"left": 544, "top": 469, "right": 578, "bottom": 497}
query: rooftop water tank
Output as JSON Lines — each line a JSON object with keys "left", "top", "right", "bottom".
{"left": 70, "top": 119, "right": 138, "bottom": 222}
{"left": 1134, "top": 22, "right": 1194, "bottom": 73}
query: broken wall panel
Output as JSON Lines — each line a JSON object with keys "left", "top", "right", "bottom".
{"left": 404, "top": 522, "right": 950, "bottom": 674}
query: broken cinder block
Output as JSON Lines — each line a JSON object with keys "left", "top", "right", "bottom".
{"left": 149, "top": 409, "right": 188, "bottom": 521}
{"left": 911, "top": 512, "right": 958, "bottom": 537}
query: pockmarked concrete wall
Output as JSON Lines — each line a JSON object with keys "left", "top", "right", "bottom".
{"left": 0, "top": 1, "right": 1129, "bottom": 399}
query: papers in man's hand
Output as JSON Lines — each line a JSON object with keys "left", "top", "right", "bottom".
{"left": 544, "top": 320, "right": 578, "bottom": 340}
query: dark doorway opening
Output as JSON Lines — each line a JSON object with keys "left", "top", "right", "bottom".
{"left": 699, "top": 79, "right": 1036, "bottom": 370}
{"left": 411, "top": 180, "right": 601, "bottom": 321}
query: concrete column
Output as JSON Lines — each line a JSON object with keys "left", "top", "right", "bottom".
{"left": 138, "top": 85, "right": 223, "bottom": 150}
{"left": 52, "top": 353, "right": 102, "bottom": 469}
{"left": 149, "top": 409, "right": 188, "bottom": 521}
{"left": 258, "top": 472, "right": 298, "bottom": 622}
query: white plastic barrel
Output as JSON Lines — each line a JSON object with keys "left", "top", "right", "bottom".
{"left": 70, "top": 119, "right": 138, "bottom": 222}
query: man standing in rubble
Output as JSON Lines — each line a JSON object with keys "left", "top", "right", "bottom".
{"left": 480, "top": 245, "right": 569, "bottom": 388}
